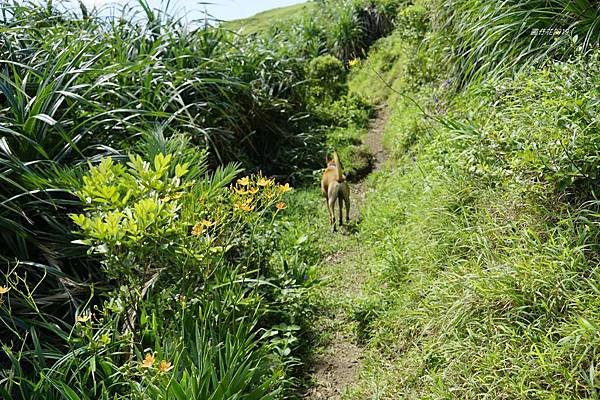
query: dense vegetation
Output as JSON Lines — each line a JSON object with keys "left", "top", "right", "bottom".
{"left": 2, "top": 0, "right": 599, "bottom": 398}
{"left": 0, "top": 0, "right": 394, "bottom": 398}
{"left": 345, "top": 0, "right": 600, "bottom": 398}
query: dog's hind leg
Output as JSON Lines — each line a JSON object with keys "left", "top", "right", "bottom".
{"left": 338, "top": 196, "right": 343, "bottom": 226}
{"left": 345, "top": 192, "right": 350, "bottom": 223}
{"left": 328, "top": 197, "right": 337, "bottom": 232}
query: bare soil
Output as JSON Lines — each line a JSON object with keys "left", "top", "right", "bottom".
{"left": 303, "top": 107, "right": 389, "bottom": 399}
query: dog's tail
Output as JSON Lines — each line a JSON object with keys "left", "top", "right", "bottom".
{"left": 333, "top": 151, "right": 344, "bottom": 182}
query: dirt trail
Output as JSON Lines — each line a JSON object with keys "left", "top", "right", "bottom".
{"left": 303, "top": 106, "right": 389, "bottom": 399}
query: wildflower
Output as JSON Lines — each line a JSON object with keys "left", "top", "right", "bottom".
{"left": 348, "top": 58, "right": 359, "bottom": 67}
{"left": 235, "top": 202, "right": 255, "bottom": 212}
{"left": 76, "top": 314, "right": 91, "bottom": 323}
{"left": 0, "top": 286, "right": 9, "bottom": 295}
{"left": 275, "top": 202, "right": 287, "bottom": 210}
{"left": 248, "top": 187, "right": 259, "bottom": 195}
{"left": 200, "top": 219, "right": 214, "bottom": 228}
{"left": 237, "top": 176, "right": 250, "bottom": 186}
{"left": 257, "top": 177, "right": 273, "bottom": 187}
{"left": 140, "top": 353, "right": 155, "bottom": 368}
{"left": 158, "top": 360, "right": 173, "bottom": 373}
{"left": 278, "top": 183, "right": 292, "bottom": 193}
{"left": 191, "top": 222, "right": 204, "bottom": 236}
{"left": 235, "top": 187, "right": 248, "bottom": 195}
{"left": 193, "top": 219, "right": 214, "bottom": 236}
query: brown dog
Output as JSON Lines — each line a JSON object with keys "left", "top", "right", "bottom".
{"left": 321, "top": 151, "right": 350, "bottom": 231}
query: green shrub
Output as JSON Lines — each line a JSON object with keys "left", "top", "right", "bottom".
{"left": 314, "top": 92, "right": 374, "bottom": 128}
{"left": 396, "top": 4, "right": 429, "bottom": 41}
{"left": 1, "top": 130, "right": 311, "bottom": 398}
{"left": 306, "top": 55, "right": 348, "bottom": 102}
{"left": 438, "top": 51, "right": 600, "bottom": 198}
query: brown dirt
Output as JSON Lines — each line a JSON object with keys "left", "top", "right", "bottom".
{"left": 303, "top": 107, "right": 389, "bottom": 399}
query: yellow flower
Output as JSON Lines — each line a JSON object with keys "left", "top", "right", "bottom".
{"left": 200, "top": 219, "right": 214, "bottom": 228}
{"left": 257, "top": 177, "right": 273, "bottom": 187}
{"left": 348, "top": 58, "right": 359, "bottom": 67}
{"left": 76, "top": 314, "right": 91, "bottom": 323}
{"left": 275, "top": 202, "right": 287, "bottom": 210}
{"left": 0, "top": 286, "right": 9, "bottom": 295}
{"left": 191, "top": 222, "right": 204, "bottom": 236}
{"left": 237, "top": 176, "right": 250, "bottom": 186}
{"left": 235, "top": 187, "right": 248, "bottom": 195}
{"left": 278, "top": 183, "right": 292, "bottom": 193}
{"left": 248, "top": 187, "right": 259, "bottom": 195}
{"left": 158, "top": 360, "right": 173, "bottom": 373}
{"left": 140, "top": 353, "right": 155, "bottom": 368}
{"left": 234, "top": 202, "right": 255, "bottom": 212}
{"left": 192, "top": 219, "right": 214, "bottom": 236}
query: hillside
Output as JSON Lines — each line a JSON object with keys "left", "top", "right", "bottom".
{"left": 222, "top": 2, "right": 315, "bottom": 34}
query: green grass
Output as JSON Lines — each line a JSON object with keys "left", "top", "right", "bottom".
{"left": 4, "top": 0, "right": 600, "bottom": 397}
{"left": 348, "top": 30, "right": 409, "bottom": 104}
{"left": 336, "top": 2, "right": 600, "bottom": 397}
{"left": 222, "top": 2, "right": 316, "bottom": 34}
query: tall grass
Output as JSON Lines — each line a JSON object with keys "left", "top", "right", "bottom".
{"left": 432, "top": 0, "right": 600, "bottom": 86}
{"left": 264, "top": 0, "right": 400, "bottom": 63}
{"left": 0, "top": 1, "right": 359, "bottom": 397}
{"left": 344, "top": 0, "right": 600, "bottom": 397}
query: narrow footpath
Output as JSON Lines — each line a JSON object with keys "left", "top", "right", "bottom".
{"left": 304, "top": 106, "right": 389, "bottom": 399}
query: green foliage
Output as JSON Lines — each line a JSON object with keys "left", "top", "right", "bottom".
{"left": 342, "top": 4, "right": 600, "bottom": 397}
{"left": 396, "top": 4, "right": 429, "bottom": 41}
{"left": 1, "top": 140, "right": 310, "bottom": 398}
{"left": 327, "top": 125, "right": 374, "bottom": 181}
{"left": 431, "top": 0, "right": 600, "bottom": 86}
{"left": 258, "top": 0, "right": 399, "bottom": 63}
{"left": 324, "top": 93, "right": 374, "bottom": 128}
{"left": 0, "top": 0, "right": 397, "bottom": 397}
{"left": 0, "top": 0, "right": 328, "bottom": 175}
{"left": 307, "top": 55, "right": 348, "bottom": 102}
{"left": 438, "top": 51, "right": 600, "bottom": 197}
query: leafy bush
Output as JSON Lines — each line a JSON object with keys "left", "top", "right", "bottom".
{"left": 1, "top": 129, "right": 316, "bottom": 398}
{"left": 328, "top": 93, "right": 374, "bottom": 127}
{"left": 396, "top": 3, "right": 429, "bottom": 41}
{"left": 306, "top": 55, "right": 348, "bottom": 102}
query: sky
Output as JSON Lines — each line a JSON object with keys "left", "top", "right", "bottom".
{"left": 72, "top": 0, "right": 307, "bottom": 22}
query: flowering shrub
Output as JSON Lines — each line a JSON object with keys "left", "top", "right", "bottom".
{"left": 71, "top": 154, "right": 293, "bottom": 291}
{"left": 55, "top": 148, "right": 303, "bottom": 399}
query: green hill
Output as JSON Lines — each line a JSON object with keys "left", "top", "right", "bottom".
{"left": 222, "top": 2, "right": 315, "bottom": 34}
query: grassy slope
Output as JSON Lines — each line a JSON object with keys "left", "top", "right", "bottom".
{"left": 318, "top": 3, "right": 600, "bottom": 399}
{"left": 222, "top": 2, "right": 315, "bottom": 34}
